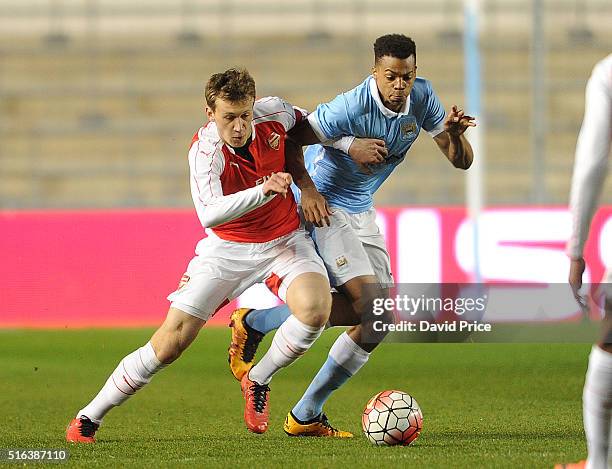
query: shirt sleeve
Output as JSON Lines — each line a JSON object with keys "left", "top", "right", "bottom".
{"left": 327, "top": 136, "right": 356, "bottom": 153}
{"left": 307, "top": 91, "right": 356, "bottom": 142}
{"left": 190, "top": 140, "right": 274, "bottom": 228}
{"left": 567, "top": 60, "right": 612, "bottom": 258}
{"left": 293, "top": 105, "right": 308, "bottom": 123}
{"left": 254, "top": 96, "right": 299, "bottom": 132}
{"left": 422, "top": 80, "right": 446, "bottom": 137}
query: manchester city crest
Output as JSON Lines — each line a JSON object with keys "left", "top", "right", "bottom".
{"left": 400, "top": 118, "right": 417, "bottom": 140}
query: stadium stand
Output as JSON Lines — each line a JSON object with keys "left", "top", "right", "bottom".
{"left": 1, "top": 0, "right": 611, "bottom": 208}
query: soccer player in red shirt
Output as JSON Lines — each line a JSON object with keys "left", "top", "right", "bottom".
{"left": 66, "top": 68, "right": 333, "bottom": 441}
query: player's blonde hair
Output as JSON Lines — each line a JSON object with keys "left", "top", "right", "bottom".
{"left": 205, "top": 68, "right": 256, "bottom": 110}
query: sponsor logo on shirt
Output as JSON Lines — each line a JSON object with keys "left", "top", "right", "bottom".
{"left": 255, "top": 174, "right": 273, "bottom": 186}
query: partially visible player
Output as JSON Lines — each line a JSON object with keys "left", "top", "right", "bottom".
{"left": 557, "top": 54, "right": 612, "bottom": 469}
{"left": 65, "top": 68, "right": 332, "bottom": 441}
{"left": 228, "top": 34, "right": 475, "bottom": 437}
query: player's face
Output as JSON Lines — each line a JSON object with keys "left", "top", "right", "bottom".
{"left": 207, "top": 97, "right": 254, "bottom": 148}
{"left": 372, "top": 55, "right": 417, "bottom": 113}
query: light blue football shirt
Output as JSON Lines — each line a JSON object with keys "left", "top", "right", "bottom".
{"left": 302, "top": 75, "right": 446, "bottom": 213}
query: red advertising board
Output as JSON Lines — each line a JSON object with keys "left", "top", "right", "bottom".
{"left": 1, "top": 207, "right": 610, "bottom": 328}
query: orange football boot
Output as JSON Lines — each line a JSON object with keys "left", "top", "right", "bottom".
{"left": 228, "top": 308, "right": 264, "bottom": 381}
{"left": 66, "top": 416, "right": 99, "bottom": 443}
{"left": 284, "top": 411, "right": 353, "bottom": 438}
{"left": 241, "top": 372, "right": 270, "bottom": 434}
{"left": 553, "top": 461, "right": 586, "bottom": 469}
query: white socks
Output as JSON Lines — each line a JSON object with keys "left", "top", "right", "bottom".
{"left": 249, "top": 315, "right": 324, "bottom": 385}
{"left": 77, "top": 342, "right": 166, "bottom": 424}
{"left": 583, "top": 345, "right": 612, "bottom": 469}
{"left": 329, "top": 331, "right": 370, "bottom": 375}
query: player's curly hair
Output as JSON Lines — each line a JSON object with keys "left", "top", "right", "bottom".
{"left": 374, "top": 34, "right": 416, "bottom": 63}
{"left": 205, "top": 68, "right": 256, "bottom": 110}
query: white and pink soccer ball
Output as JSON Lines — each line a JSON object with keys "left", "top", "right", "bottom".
{"left": 361, "top": 390, "right": 423, "bottom": 446}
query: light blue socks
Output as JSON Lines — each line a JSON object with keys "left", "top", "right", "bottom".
{"left": 292, "top": 332, "right": 370, "bottom": 422}
{"left": 244, "top": 304, "right": 292, "bottom": 334}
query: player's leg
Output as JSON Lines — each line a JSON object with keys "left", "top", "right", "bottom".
{"left": 337, "top": 235, "right": 395, "bottom": 354}
{"left": 286, "top": 210, "right": 392, "bottom": 436}
{"left": 582, "top": 277, "right": 612, "bottom": 469}
{"left": 66, "top": 307, "right": 204, "bottom": 443}
{"left": 286, "top": 275, "right": 383, "bottom": 433}
{"left": 239, "top": 290, "right": 360, "bottom": 334}
{"left": 242, "top": 304, "right": 292, "bottom": 334}
{"left": 240, "top": 231, "right": 332, "bottom": 433}
{"left": 241, "top": 272, "right": 331, "bottom": 433}
{"left": 228, "top": 292, "right": 360, "bottom": 381}
{"left": 228, "top": 305, "right": 286, "bottom": 381}
{"left": 67, "top": 247, "right": 238, "bottom": 443}
{"left": 228, "top": 210, "right": 372, "bottom": 380}
{"left": 246, "top": 271, "right": 331, "bottom": 384}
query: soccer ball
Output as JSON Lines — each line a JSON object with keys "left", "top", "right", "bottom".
{"left": 361, "top": 390, "right": 423, "bottom": 446}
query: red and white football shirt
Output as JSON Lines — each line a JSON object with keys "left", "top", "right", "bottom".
{"left": 188, "top": 96, "right": 304, "bottom": 243}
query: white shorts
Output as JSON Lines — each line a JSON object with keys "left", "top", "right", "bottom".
{"left": 167, "top": 228, "right": 328, "bottom": 321}
{"left": 311, "top": 207, "right": 393, "bottom": 287}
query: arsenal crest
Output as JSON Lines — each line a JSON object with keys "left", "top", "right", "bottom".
{"left": 267, "top": 132, "right": 281, "bottom": 150}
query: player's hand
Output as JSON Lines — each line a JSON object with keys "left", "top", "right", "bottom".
{"left": 262, "top": 172, "right": 293, "bottom": 198}
{"left": 348, "top": 138, "right": 388, "bottom": 170}
{"left": 301, "top": 186, "right": 333, "bottom": 227}
{"left": 444, "top": 105, "right": 477, "bottom": 137}
{"left": 569, "top": 257, "right": 589, "bottom": 312}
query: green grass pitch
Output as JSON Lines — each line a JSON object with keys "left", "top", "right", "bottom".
{"left": 0, "top": 327, "right": 591, "bottom": 468}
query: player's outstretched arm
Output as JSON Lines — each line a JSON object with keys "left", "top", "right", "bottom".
{"left": 433, "top": 105, "right": 476, "bottom": 169}
{"left": 284, "top": 134, "right": 332, "bottom": 227}
{"left": 286, "top": 117, "right": 332, "bottom": 226}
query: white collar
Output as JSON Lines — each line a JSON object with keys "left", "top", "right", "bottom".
{"left": 369, "top": 76, "right": 410, "bottom": 117}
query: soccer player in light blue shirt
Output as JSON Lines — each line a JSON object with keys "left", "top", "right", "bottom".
{"left": 303, "top": 66, "right": 447, "bottom": 214}
{"left": 229, "top": 34, "right": 476, "bottom": 436}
